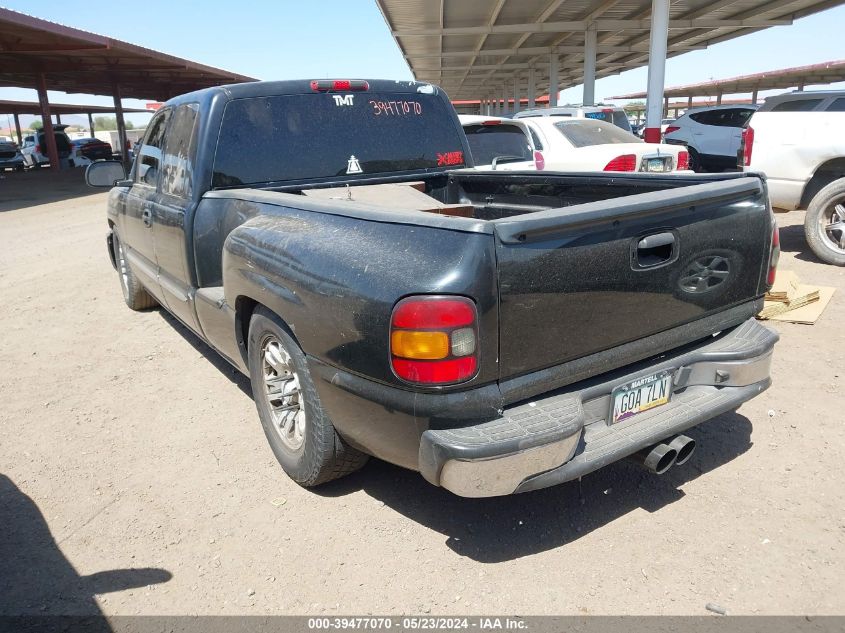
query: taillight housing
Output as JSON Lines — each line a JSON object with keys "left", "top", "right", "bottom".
{"left": 664, "top": 125, "right": 681, "bottom": 135}
{"left": 310, "top": 79, "right": 370, "bottom": 92}
{"left": 767, "top": 221, "right": 780, "bottom": 288}
{"left": 533, "top": 150, "right": 545, "bottom": 171}
{"left": 35, "top": 144, "right": 41, "bottom": 154}
{"left": 390, "top": 295, "right": 479, "bottom": 386}
{"left": 676, "top": 151, "right": 690, "bottom": 171}
{"left": 603, "top": 154, "right": 637, "bottom": 172}
{"left": 741, "top": 126, "right": 754, "bottom": 167}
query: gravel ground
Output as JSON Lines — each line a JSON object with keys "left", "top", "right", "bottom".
{"left": 1, "top": 170, "right": 843, "bottom": 616}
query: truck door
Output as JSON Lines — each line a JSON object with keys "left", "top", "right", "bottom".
{"left": 150, "top": 103, "right": 203, "bottom": 334}
{"left": 121, "top": 109, "right": 170, "bottom": 303}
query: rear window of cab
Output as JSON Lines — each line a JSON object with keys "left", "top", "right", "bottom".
{"left": 212, "top": 93, "right": 468, "bottom": 187}
{"left": 553, "top": 119, "right": 641, "bottom": 148}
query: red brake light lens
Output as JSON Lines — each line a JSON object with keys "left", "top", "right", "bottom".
{"left": 742, "top": 126, "right": 754, "bottom": 167}
{"left": 390, "top": 296, "right": 479, "bottom": 386}
{"left": 603, "top": 154, "right": 637, "bottom": 172}
{"left": 481, "top": 120, "right": 502, "bottom": 126}
{"left": 310, "top": 79, "right": 370, "bottom": 92}
{"left": 676, "top": 151, "right": 690, "bottom": 171}
{"left": 664, "top": 125, "right": 681, "bottom": 135}
{"left": 533, "top": 150, "right": 545, "bottom": 171}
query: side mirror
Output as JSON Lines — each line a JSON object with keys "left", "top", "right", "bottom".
{"left": 85, "top": 160, "right": 127, "bottom": 188}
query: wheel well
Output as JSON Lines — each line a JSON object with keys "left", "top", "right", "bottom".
{"left": 800, "top": 158, "right": 845, "bottom": 209}
{"left": 234, "top": 296, "right": 259, "bottom": 366}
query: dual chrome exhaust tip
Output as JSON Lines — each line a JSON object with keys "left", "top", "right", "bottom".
{"left": 633, "top": 434, "right": 696, "bottom": 474}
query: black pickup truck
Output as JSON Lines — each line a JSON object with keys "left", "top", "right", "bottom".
{"left": 87, "top": 79, "right": 779, "bottom": 497}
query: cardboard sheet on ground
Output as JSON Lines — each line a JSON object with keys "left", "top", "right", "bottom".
{"left": 768, "top": 286, "right": 836, "bottom": 324}
{"left": 765, "top": 270, "right": 801, "bottom": 303}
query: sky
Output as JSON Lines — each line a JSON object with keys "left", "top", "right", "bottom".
{"left": 2, "top": 0, "right": 845, "bottom": 130}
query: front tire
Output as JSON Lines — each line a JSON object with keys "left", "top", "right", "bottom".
{"left": 112, "top": 232, "right": 158, "bottom": 310}
{"left": 805, "top": 178, "right": 845, "bottom": 266}
{"left": 247, "top": 308, "right": 368, "bottom": 487}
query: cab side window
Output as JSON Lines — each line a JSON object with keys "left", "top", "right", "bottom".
{"left": 161, "top": 104, "right": 200, "bottom": 199}
{"left": 135, "top": 110, "right": 170, "bottom": 188}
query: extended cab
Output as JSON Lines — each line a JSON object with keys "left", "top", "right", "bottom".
{"left": 87, "top": 79, "right": 779, "bottom": 497}
{"left": 743, "top": 90, "right": 845, "bottom": 265}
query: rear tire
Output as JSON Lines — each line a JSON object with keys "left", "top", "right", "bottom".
{"left": 687, "top": 147, "right": 702, "bottom": 173}
{"left": 112, "top": 232, "right": 158, "bottom": 310}
{"left": 804, "top": 178, "right": 845, "bottom": 266}
{"left": 247, "top": 307, "right": 368, "bottom": 487}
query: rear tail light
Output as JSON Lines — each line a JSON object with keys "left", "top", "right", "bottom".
{"left": 767, "top": 222, "right": 780, "bottom": 287}
{"left": 664, "top": 125, "right": 681, "bottom": 135}
{"left": 481, "top": 120, "right": 502, "bottom": 126}
{"left": 533, "top": 150, "right": 545, "bottom": 171}
{"left": 35, "top": 144, "right": 41, "bottom": 153}
{"left": 310, "top": 79, "right": 370, "bottom": 92}
{"left": 390, "top": 295, "right": 479, "bottom": 386}
{"left": 741, "top": 126, "right": 754, "bottom": 167}
{"left": 676, "top": 151, "right": 689, "bottom": 171}
{"left": 603, "top": 154, "right": 637, "bottom": 172}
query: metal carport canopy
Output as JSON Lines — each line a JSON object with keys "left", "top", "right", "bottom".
{"left": 0, "top": 8, "right": 256, "bottom": 100}
{"left": 609, "top": 59, "right": 845, "bottom": 99}
{"left": 0, "top": 100, "right": 149, "bottom": 115}
{"left": 0, "top": 7, "right": 256, "bottom": 168}
{"left": 375, "top": 0, "right": 842, "bottom": 107}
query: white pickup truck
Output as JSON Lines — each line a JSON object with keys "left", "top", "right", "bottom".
{"left": 743, "top": 90, "right": 845, "bottom": 265}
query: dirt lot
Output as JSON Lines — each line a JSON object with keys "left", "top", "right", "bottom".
{"left": 1, "top": 169, "right": 843, "bottom": 616}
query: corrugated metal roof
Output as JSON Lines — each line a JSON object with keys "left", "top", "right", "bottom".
{"left": 376, "top": 0, "right": 845, "bottom": 101}
{"left": 610, "top": 59, "right": 845, "bottom": 98}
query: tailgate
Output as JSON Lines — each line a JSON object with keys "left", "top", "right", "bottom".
{"left": 493, "top": 177, "right": 772, "bottom": 380}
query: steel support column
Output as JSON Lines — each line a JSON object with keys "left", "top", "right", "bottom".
{"left": 35, "top": 73, "right": 60, "bottom": 170}
{"left": 113, "top": 84, "right": 129, "bottom": 166}
{"left": 527, "top": 68, "right": 536, "bottom": 109}
{"left": 583, "top": 27, "right": 597, "bottom": 106}
{"left": 687, "top": 96, "right": 693, "bottom": 109}
{"left": 88, "top": 112, "right": 95, "bottom": 137}
{"left": 716, "top": 92, "right": 723, "bottom": 105}
{"left": 549, "top": 52, "right": 559, "bottom": 107}
{"left": 501, "top": 85, "right": 508, "bottom": 116}
{"left": 513, "top": 78, "right": 520, "bottom": 115}
{"left": 643, "top": 0, "right": 670, "bottom": 143}
{"left": 55, "top": 113, "right": 62, "bottom": 125}
{"left": 751, "top": 89, "right": 758, "bottom": 104}
{"left": 13, "top": 113, "right": 22, "bottom": 145}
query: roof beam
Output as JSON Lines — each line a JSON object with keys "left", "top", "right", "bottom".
{"left": 394, "top": 18, "right": 791, "bottom": 37}
{"left": 412, "top": 43, "right": 706, "bottom": 59}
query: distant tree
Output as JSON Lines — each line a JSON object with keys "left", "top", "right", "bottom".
{"left": 93, "top": 116, "right": 117, "bottom": 130}
{"left": 30, "top": 120, "right": 43, "bottom": 131}
{"left": 92, "top": 116, "right": 134, "bottom": 130}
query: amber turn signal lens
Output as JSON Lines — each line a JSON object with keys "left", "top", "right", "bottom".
{"left": 390, "top": 330, "right": 450, "bottom": 360}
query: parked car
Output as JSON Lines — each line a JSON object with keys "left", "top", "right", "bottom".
{"left": 514, "top": 104, "right": 633, "bottom": 133}
{"left": 458, "top": 115, "right": 535, "bottom": 170}
{"left": 664, "top": 105, "right": 757, "bottom": 172}
{"left": 742, "top": 90, "right": 845, "bottom": 265}
{"left": 520, "top": 117, "right": 690, "bottom": 173}
{"left": 85, "top": 79, "right": 778, "bottom": 497}
{"left": 0, "top": 140, "right": 24, "bottom": 171}
{"left": 71, "top": 137, "right": 113, "bottom": 162}
{"left": 20, "top": 125, "right": 73, "bottom": 168}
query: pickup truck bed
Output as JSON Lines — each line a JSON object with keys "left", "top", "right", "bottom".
{"left": 91, "top": 79, "right": 778, "bottom": 497}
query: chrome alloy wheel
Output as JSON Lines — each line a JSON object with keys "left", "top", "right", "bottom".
{"left": 261, "top": 336, "right": 306, "bottom": 451}
{"left": 821, "top": 202, "right": 845, "bottom": 254}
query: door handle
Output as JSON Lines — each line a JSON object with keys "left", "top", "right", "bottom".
{"left": 141, "top": 207, "right": 152, "bottom": 228}
{"left": 635, "top": 231, "right": 676, "bottom": 268}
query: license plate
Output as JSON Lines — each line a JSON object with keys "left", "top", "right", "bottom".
{"left": 645, "top": 157, "right": 669, "bottom": 172}
{"left": 610, "top": 370, "right": 673, "bottom": 424}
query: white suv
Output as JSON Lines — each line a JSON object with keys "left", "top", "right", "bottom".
{"left": 514, "top": 105, "right": 632, "bottom": 133}
{"left": 20, "top": 124, "right": 73, "bottom": 169}
{"left": 664, "top": 105, "right": 757, "bottom": 172}
{"left": 743, "top": 90, "right": 845, "bottom": 265}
